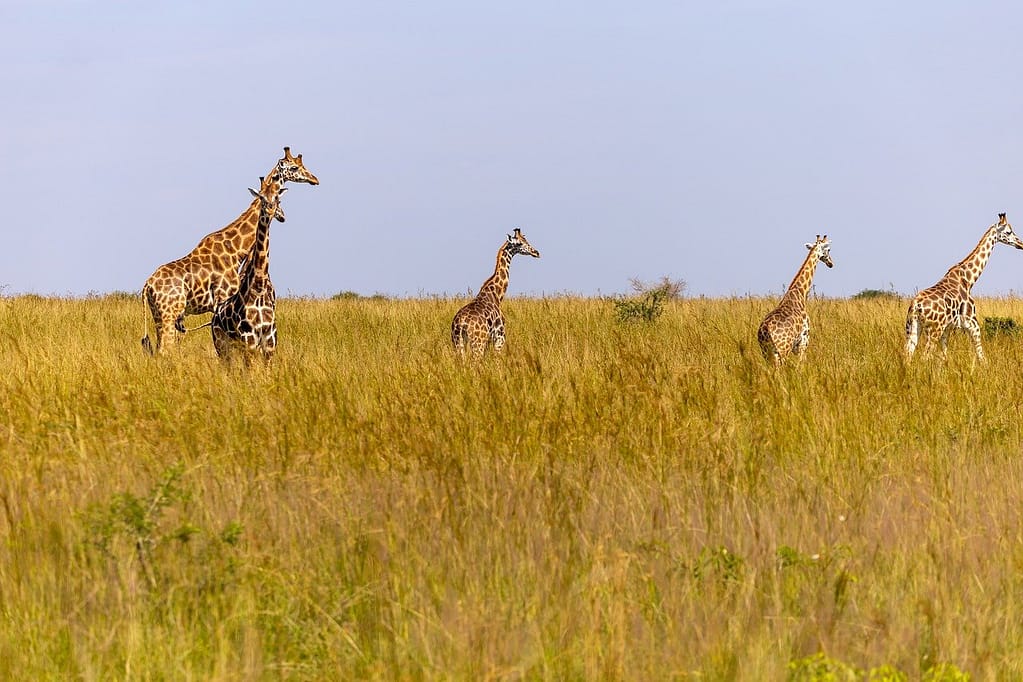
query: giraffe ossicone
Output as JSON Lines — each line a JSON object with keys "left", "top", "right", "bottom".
{"left": 451, "top": 228, "right": 541, "bottom": 357}
{"left": 905, "top": 213, "right": 1023, "bottom": 361}
{"left": 757, "top": 234, "right": 833, "bottom": 366}
{"left": 141, "top": 147, "right": 318, "bottom": 355}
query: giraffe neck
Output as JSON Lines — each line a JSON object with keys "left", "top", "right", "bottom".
{"left": 477, "top": 246, "right": 513, "bottom": 304}
{"left": 239, "top": 186, "right": 280, "bottom": 294}
{"left": 201, "top": 164, "right": 287, "bottom": 262}
{"left": 945, "top": 226, "right": 997, "bottom": 290}
{"left": 781, "top": 248, "right": 820, "bottom": 305}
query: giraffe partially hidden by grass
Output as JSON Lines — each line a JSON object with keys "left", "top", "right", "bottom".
{"left": 210, "top": 185, "right": 285, "bottom": 365}
{"left": 757, "top": 235, "right": 834, "bottom": 366}
{"left": 141, "top": 147, "right": 318, "bottom": 355}
{"left": 451, "top": 228, "right": 541, "bottom": 357}
{"left": 905, "top": 213, "right": 1023, "bottom": 361}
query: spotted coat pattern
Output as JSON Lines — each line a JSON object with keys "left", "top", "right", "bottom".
{"left": 451, "top": 228, "right": 541, "bottom": 356}
{"left": 210, "top": 185, "right": 284, "bottom": 364}
{"left": 141, "top": 147, "right": 318, "bottom": 354}
{"left": 905, "top": 213, "right": 1023, "bottom": 360}
{"left": 757, "top": 235, "right": 834, "bottom": 366}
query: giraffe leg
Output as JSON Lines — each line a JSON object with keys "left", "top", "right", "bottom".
{"left": 922, "top": 326, "right": 941, "bottom": 355}
{"left": 491, "top": 329, "right": 506, "bottom": 352}
{"left": 905, "top": 310, "right": 920, "bottom": 357}
{"left": 451, "top": 321, "right": 469, "bottom": 356}
{"left": 938, "top": 327, "right": 953, "bottom": 358}
{"left": 468, "top": 323, "right": 489, "bottom": 357}
{"left": 757, "top": 323, "right": 781, "bottom": 365}
{"left": 490, "top": 314, "right": 507, "bottom": 352}
{"left": 964, "top": 317, "right": 986, "bottom": 362}
{"left": 262, "top": 324, "right": 278, "bottom": 363}
{"left": 792, "top": 319, "right": 810, "bottom": 362}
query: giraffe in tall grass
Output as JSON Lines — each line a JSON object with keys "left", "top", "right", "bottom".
{"left": 905, "top": 213, "right": 1023, "bottom": 360}
{"left": 210, "top": 184, "right": 286, "bottom": 364}
{"left": 141, "top": 147, "right": 318, "bottom": 354}
{"left": 451, "top": 228, "right": 541, "bottom": 357}
{"left": 757, "top": 235, "right": 834, "bottom": 366}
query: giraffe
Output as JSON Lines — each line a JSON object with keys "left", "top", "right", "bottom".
{"left": 141, "top": 147, "right": 318, "bottom": 354}
{"left": 757, "top": 235, "right": 834, "bottom": 366}
{"left": 905, "top": 213, "right": 1023, "bottom": 360}
{"left": 210, "top": 185, "right": 286, "bottom": 364}
{"left": 451, "top": 228, "right": 541, "bottom": 356}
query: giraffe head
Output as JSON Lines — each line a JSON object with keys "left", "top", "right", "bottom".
{"left": 258, "top": 176, "right": 288, "bottom": 222}
{"left": 804, "top": 234, "right": 833, "bottom": 268}
{"left": 992, "top": 213, "right": 1023, "bottom": 250}
{"left": 248, "top": 186, "right": 287, "bottom": 219}
{"left": 271, "top": 147, "right": 320, "bottom": 186}
{"left": 505, "top": 228, "right": 541, "bottom": 259}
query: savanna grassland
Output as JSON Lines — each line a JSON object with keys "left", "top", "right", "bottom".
{"left": 3, "top": 293, "right": 1023, "bottom": 680}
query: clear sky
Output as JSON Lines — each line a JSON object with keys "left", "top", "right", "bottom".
{"left": 4, "top": 1, "right": 1023, "bottom": 298}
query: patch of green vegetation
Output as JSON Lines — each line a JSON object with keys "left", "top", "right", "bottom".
{"left": 853, "top": 288, "right": 901, "bottom": 300}
{"left": 983, "top": 316, "right": 1019, "bottom": 338}
{"left": 611, "top": 275, "right": 685, "bottom": 323}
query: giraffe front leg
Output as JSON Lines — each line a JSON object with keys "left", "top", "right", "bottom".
{"left": 792, "top": 319, "right": 811, "bottom": 362}
{"left": 261, "top": 324, "right": 278, "bottom": 363}
{"left": 964, "top": 316, "right": 986, "bottom": 362}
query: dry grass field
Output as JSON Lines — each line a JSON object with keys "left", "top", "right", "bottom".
{"left": 2, "top": 292, "right": 1022, "bottom": 679}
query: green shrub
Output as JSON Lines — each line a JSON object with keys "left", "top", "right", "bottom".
{"left": 787, "top": 652, "right": 859, "bottom": 681}
{"left": 611, "top": 276, "right": 684, "bottom": 323}
{"left": 852, "top": 288, "right": 901, "bottom": 300}
{"left": 983, "top": 316, "right": 1019, "bottom": 338}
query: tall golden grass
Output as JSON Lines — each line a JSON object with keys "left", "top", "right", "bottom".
{"left": 1, "top": 292, "right": 1021, "bottom": 679}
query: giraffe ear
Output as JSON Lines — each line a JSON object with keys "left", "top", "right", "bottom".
{"left": 248, "top": 188, "right": 259, "bottom": 198}
{"left": 279, "top": 187, "right": 288, "bottom": 196}
{"left": 805, "top": 242, "right": 814, "bottom": 251}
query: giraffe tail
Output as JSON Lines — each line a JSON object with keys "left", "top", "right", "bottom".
{"left": 141, "top": 285, "right": 154, "bottom": 356}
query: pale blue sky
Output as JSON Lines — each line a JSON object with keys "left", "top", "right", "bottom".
{"left": 4, "top": 1, "right": 1023, "bottom": 298}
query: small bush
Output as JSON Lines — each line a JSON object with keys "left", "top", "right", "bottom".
{"left": 612, "top": 276, "right": 685, "bottom": 323}
{"left": 922, "top": 662, "right": 970, "bottom": 681}
{"left": 983, "top": 316, "right": 1019, "bottom": 338}
{"left": 629, "top": 276, "right": 686, "bottom": 300}
{"left": 853, "top": 288, "right": 901, "bottom": 301}
{"left": 787, "top": 652, "right": 859, "bottom": 681}
{"left": 331, "top": 291, "right": 390, "bottom": 302}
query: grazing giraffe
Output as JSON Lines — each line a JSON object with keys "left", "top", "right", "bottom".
{"left": 451, "top": 228, "right": 541, "bottom": 356}
{"left": 757, "top": 235, "right": 834, "bottom": 366}
{"left": 905, "top": 213, "right": 1023, "bottom": 360}
{"left": 210, "top": 185, "right": 286, "bottom": 364}
{"left": 141, "top": 147, "right": 318, "bottom": 354}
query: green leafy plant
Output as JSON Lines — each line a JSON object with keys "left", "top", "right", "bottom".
{"left": 922, "top": 662, "right": 970, "bottom": 681}
{"left": 611, "top": 276, "right": 685, "bottom": 323}
{"left": 80, "top": 463, "right": 242, "bottom": 592}
{"left": 852, "top": 288, "right": 901, "bottom": 301}
{"left": 983, "top": 316, "right": 1019, "bottom": 338}
{"left": 787, "top": 652, "right": 859, "bottom": 681}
